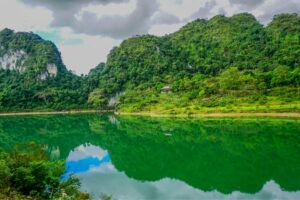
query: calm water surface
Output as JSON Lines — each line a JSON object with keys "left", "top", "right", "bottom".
{"left": 0, "top": 114, "right": 300, "bottom": 200}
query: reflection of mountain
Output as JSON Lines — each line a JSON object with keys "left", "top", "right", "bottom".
{"left": 81, "top": 176, "right": 300, "bottom": 200}
{"left": 97, "top": 117, "right": 300, "bottom": 194}
{"left": 66, "top": 144, "right": 300, "bottom": 200}
{"left": 0, "top": 114, "right": 300, "bottom": 195}
{"left": 0, "top": 114, "right": 105, "bottom": 158}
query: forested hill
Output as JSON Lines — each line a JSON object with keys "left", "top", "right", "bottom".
{"left": 0, "top": 29, "right": 93, "bottom": 111}
{"left": 0, "top": 28, "right": 67, "bottom": 77}
{"left": 87, "top": 13, "right": 300, "bottom": 113}
{"left": 0, "top": 13, "right": 300, "bottom": 113}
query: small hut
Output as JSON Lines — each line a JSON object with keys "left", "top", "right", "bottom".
{"left": 161, "top": 85, "right": 172, "bottom": 93}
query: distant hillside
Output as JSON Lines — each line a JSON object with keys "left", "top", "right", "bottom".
{"left": 0, "top": 13, "right": 299, "bottom": 113}
{"left": 89, "top": 13, "right": 300, "bottom": 113}
{"left": 0, "top": 28, "right": 67, "bottom": 80}
{"left": 0, "top": 29, "right": 92, "bottom": 111}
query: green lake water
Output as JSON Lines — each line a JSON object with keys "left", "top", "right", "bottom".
{"left": 0, "top": 114, "right": 300, "bottom": 200}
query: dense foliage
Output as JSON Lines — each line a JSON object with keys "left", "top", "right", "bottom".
{"left": 0, "top": 13, "right": 300, "bottom": 113}
{"left": 0, "top": 29, "right": 94, "bottom": 111}
{"left": 0, "top": 143, "right": 90, "bottom": 199}
{"left": 89, "top": 13, "right": 300, "bottom": 113}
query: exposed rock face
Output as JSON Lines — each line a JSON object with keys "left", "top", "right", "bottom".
{"left": 47, "top": 64, "right": 58, "bottom": 77}
{"left": 0, "top": 47, "right": 58, "bottom": 80}
{"left": 108, "top": 97, "right": 117, "bottom": 107}
{"left": 0, "top": 29, "right": 67, "bottom": 81}
{"left": 0, "top": 49, "right": 27, "bottom": 71}
{"left": 39, "top": 72, "right": 48, "bottom": 80}
{"left": 108, "top": 91, "right": 125, "bottom": 107}
{"left": 0, "top": 48, "right": 58, "bottom": 80}
{"left": 39, "top": 64, "right": 58, "bottom": 80}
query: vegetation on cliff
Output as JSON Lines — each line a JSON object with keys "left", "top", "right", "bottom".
{"left": 0, "top": 29, "right": 94, "bottom": 111}
{"left": 0, "top": 13, "right": 300, "bottom": 113}
{"left": 87, "top": 13, "right": 300, "bottom": 113}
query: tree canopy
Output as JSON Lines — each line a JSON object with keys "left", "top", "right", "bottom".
{"left": 0, "top": 13, "right": 300, "bottom": 113}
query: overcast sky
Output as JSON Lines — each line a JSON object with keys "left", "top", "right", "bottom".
{"left": 0, "top": 0, "right": 299, "bottom": 74}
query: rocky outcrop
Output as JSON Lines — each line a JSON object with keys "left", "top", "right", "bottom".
{"left": 39, "top": 64, "right": 58, "bottom": 80}
{"left": 0, "top": 29, "right": 67, "bottom": 81}
{"left": 47, "top": 64, "right": 58, "bottom": 77}
{"left": 108, "top": 92, "right": 125, "bottom": 107}
{"left": 0, "top": 49, "right": 27, "bottom": 71}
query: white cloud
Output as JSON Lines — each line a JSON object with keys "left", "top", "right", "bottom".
{"left": 149, "top": 23, "right": 185, "bottom": 36}
{"left": 0, "top": 0, "right": 122, "bottom": 75}
{"left": 252, "top": 0, "right": 300, "bottom": 24}
{"left": 159, "top": 0, "right": 207, "bottom": 20}
{"left": 67, "top": 144, "right": 109, "bottom": 162}
{"left": 1, "top": 0, "right": 300, "bottom": 74}
{"left": 57, "top": 29, "right": 121, "bottom": 75}
{"left": 215, "top": 0, "right": 239, "bottom": 15}
{"left": 0, "top": 0, "right": 52, "bottom": 32}
{"left": 77, "top": 0, "right": 137, "bottom": 19}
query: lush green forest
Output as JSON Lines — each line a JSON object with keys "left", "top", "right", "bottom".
{"left": 0, "top": 29, "right": 95, "bottom": 111}
{"left": 1, "top": 13, "right": 300, "bottom": 113}
{"left": 93, "top": 13, "right": 300, "bottom": 114}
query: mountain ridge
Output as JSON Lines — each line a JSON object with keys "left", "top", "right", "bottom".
{"left": 0, "top": 29, "right": 91, "bottom": 111}
{"left": 0, "top": 28, "right": 68, "bottom": 80}
{"left": 89, "top": 13, "right": 300, "bottom": 113}
{"left": 0, "top": 12, "right": 299, "bottom": 113}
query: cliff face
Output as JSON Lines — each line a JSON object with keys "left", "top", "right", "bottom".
{"left": 0, "top": 28, "right": 66, "bottom": 80}
{"left": 0, "top": 49, "right": 27, "bottom": 70}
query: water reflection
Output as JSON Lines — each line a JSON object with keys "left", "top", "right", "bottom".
{"left": 67, "top": 144, "right": 300, "bottom": 200}
{"left": 0, "top": 114, "right": 299, "bottom": 199}
{"left": 67, "top": 145, "right": 111, "bottom": 174}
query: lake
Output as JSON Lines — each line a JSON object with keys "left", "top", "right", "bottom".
{"left": 0, "top": 114, "right": 300, "bottom": 200}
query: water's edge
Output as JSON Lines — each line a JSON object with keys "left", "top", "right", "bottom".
{"left": 0, "top": 110, "right": 103, "bottom": 116}
{"left": 0, "top": 110, "right": 300, "bottom": 118}
{"left": 116, "top": 112, "right": 300, "bottom": 118}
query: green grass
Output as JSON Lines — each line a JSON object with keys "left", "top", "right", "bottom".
{"left": 118, "top": 101, "right": 300, "bottom": 115}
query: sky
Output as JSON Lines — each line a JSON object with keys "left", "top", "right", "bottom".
{"left": 0, "top": 0, "right": 299, "bottom": 74}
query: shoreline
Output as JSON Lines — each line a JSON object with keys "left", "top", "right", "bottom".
{"left": 116, "top": 112, "right": 300, "bottom": 118}
{"left": 0, "top": 110, "right": 104, "bottom": 116}
{"left": 0, "top": 110, "right": 299, "bottom": 118}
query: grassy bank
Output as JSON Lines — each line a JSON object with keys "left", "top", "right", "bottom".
{"left": 116, "top": 112, "right": 300, "bottom": 118}
{"left": 0, "top": 102, "right": 299, "bottom": 118}
{"left": 117, "top": 101, "right": 300, "bottom": 117}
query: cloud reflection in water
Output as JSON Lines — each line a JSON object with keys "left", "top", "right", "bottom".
{"left": 65, "top": 144, "right": 300, "bottom": 200}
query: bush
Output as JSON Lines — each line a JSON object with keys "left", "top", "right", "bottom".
{"left": 0, "top": 144, "right": 90, "bottom": 200}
